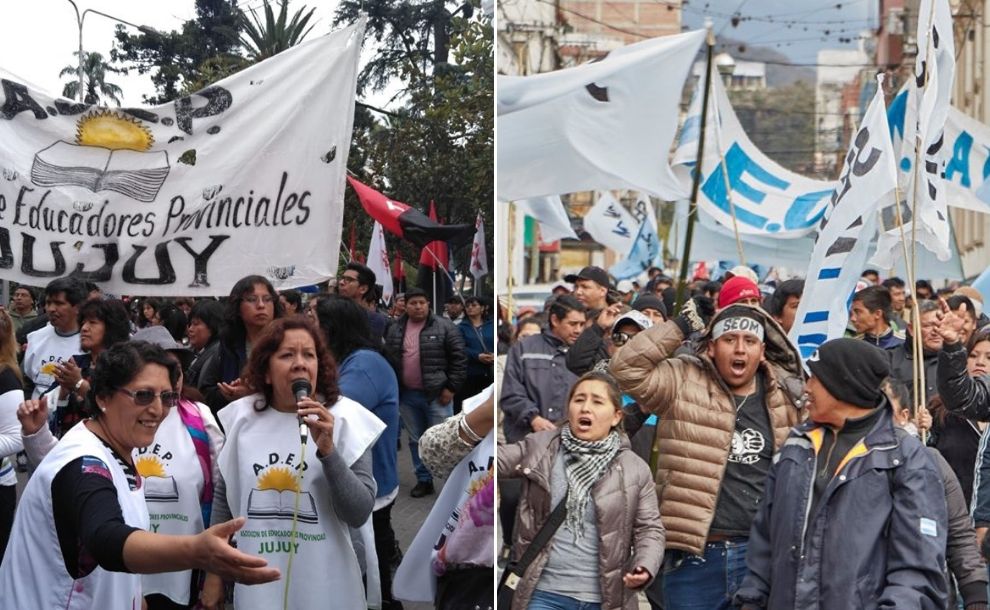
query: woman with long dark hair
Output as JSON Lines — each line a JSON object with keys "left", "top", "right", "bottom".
{"left": 201, "top": 316, "right": 384, "bottom": 610}
{"left": 316, "top": 295, "right": 402, "bottom": 609}
{"left": 198, "top": 275, "right": 283, "bottom": 414}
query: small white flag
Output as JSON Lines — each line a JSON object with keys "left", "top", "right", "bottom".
{"left": 512, "top": 195, "right": 578, "bottom": 242}
{"left": 583, "top": 192, "right": 639, "bottom": 254}
{"left": 367, "top": 221, "right": 394, "bottom": 303}
{"left": 469, "top": 214, "right": 489, "bottom": 280}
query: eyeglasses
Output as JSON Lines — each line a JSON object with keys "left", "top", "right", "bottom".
{"left": 337, "top": 275, "right": 359, "bottom": 284}
{"left": 243, "top": 295, "right": 274, "bottom": 305}
{"left": 117, "top": 388, "right": 180, "bottom": 408}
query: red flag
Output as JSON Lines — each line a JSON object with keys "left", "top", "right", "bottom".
{"left": 347, "top": 177, "right": 473, "bottom": 249}
{"left": 393, "top": 250, "right": 405, "bottom": 280}
{"left": 418, "top": 201, "right": 449, "bottom": 270}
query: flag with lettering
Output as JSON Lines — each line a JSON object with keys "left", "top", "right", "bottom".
{"left": 0, "top": 21, "right": 366, "bottom": 296}
{"left": 872, "top": 0, "right": 954, "bottom": 266}
{"left": 673, "top": 60, "right": 834, "bottom": 239}
{"left": 610, "top": 218, "right": 662, "bottom": 281}
{"left": 498, "top": 29, "right": 705, "bottom": 202}
{"left": 469, "top": 214, "right": 488, "bottom": 280}
{"left": 583, "top": 192, "right": 638, "bottom": 253}
{"left": 790, "top": 77, "right": 898, "bottom": 359}
{"left": 367, "top": 221, "right": 393, "bottom": 303}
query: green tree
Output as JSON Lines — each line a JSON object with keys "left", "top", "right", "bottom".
{"left": 729, "top": 81, "right": 817, "bottom": 175}
{"left": 339, "top": 9, "right": 493, "bottom": 285}
{"left": 111, "top": 0, "right": 242, "bottom": 104}
{"left": 59, "top": 51, "right": 124, "bottom": 105}
{"left": 239, "top": 0, "right": 316, "bottom": 61}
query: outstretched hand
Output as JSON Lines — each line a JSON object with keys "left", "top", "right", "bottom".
{"left": 195, "top": 517, "right": 281, "bottom": 585}
{"left": 935, "top": 297, "right": 966, "bottom": 343}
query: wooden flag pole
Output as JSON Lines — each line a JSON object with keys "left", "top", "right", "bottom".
{"left": 674, "top": 21, "right": 716, "bottom": 315}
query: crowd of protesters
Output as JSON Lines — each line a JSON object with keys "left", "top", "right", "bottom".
{"left": 497, "top": 263, "right": 990, "bottom": 610}
{"left": 0, "top": 264, "right": 496, "bottom": 610}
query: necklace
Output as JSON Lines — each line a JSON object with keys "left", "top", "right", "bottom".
{"left": 733, "top": 390, "right": 756, "bottom": 412}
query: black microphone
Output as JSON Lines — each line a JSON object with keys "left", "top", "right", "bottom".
{"left": 291, "top": 378, "right": 312, "bottom": 442}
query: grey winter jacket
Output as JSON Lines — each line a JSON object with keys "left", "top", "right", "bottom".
{"left": 384, "top": 312, "right": 467, "bottom": 400}
{"left": 500, "top": 331, "right": 578, "bottom": 443}
{"left": 734, "top": 406, "right": 948, "bottom": 610}
{"left": 498, "top": 428, "right": 664, "bottom": 609}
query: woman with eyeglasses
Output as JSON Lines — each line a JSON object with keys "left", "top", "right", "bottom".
{"left": 0, "top": 341, "right": 279, "bottom": 609}
{"left": 198, "top": 275, "right": 283, "bottom": 415}
{"left": 458, "top": 296, "right": 495, "bottom": 409}
{"left": 200, "top": 316, "right": 384, "bottom": 610}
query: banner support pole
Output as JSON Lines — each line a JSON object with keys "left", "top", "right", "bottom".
{"left": 674, "top": 21, "right": 715, "bottom": 315}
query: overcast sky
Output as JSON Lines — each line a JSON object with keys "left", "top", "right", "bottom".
{"left": 0, "top": 0, "right": 350, "bottom": 106}
{"left": 682, "top": 0, "right": 875, "bottom": 62}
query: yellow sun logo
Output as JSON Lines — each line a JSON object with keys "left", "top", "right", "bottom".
{"left": 76, "top": 111, "right": 154, "bottom": 152}
{"left": 135, "top": 455, "right": 167, "bottom": 478}
{"left": 257, "top": 466, "right": 300, "bottom": 493}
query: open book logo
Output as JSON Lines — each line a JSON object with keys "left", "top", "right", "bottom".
{"left": 136, "top": 455, "right": 180, "bottom": 502}
{"left": 30, "top": 111, "right": 170, "bottom": 203}
{"left": 246, "top": 466, "right": 318, "bottom": 523}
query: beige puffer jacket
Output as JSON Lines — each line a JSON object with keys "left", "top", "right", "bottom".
{"left": 609, "top": 304, "right": 805, "bottom": 556}
{"left": 498, "top": 429, "right": 665, "bottom": 609}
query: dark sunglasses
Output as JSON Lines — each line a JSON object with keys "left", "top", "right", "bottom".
{"left": 117, "top": 388, "right": 179, "bottom": 408}
{"left": 611, "top": 331, "right": 632, "bottom": 347}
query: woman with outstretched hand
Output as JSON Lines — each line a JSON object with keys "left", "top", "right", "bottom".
{"left": 0, "top": 341, "right": 278, "bottom": 609}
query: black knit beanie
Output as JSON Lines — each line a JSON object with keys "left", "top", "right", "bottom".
{"left": 807, "top": 338, "right": 890, "bottom": 409}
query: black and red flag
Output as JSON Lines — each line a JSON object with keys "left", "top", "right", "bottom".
{"left": 347, "top": 177, "right": 474, "bottom": 249}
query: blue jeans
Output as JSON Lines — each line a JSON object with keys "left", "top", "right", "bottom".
{"left": 399, "top": 389, "right": 452, "bottom": 483}
{"left": 528, "top": 589, "right": 601, "bottom": 610}
{"left": 661, "top": 539, "right": 748, "bottom": 610}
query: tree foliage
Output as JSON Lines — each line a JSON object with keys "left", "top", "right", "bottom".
{"left": 110, "top": 0, "right": 242, "bottom": 104}
{"left": 239, "top": 0, "right": 316, "bottom": 61}
{"left": 59, "top": 51, "right": 124, "bottom": 105}
{"left": 729, "top": 81, "right": 817, "bottom": 176}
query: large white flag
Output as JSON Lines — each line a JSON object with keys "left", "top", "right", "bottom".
{"left": 673, "top": 60, "right": 835, "bottom": 239}
{"left": 512, "top": 196, "right": 578, "bottom": 241}
{"left": 367, "top": 221, "right": 393, "bottom": 303}
{"left": 873, "top": 0, "right": 954, "bottom": 266}
{"left": 790, "top": 77, "right": 899, "bottom": 359}
{"left": 469, "top": 214, "right": 488, "bottom": 280}
{"left": 583, "top": 192, "right": 638, "bottom": 253}
{"left": 497, "top": 29, "right": 705, "bottom": 202}
{"left": 0, "top": 22, "right": 362, "bottom": 296}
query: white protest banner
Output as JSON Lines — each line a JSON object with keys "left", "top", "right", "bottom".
{"left": 673, "top": 61, "right": 835, "bottom": 239}
{"left": 367, "top": 221, "right": 393, "bottom": 303}
{"left": 790, "top": 77, "right": 898, "bottom": 359}
{"left": 469, "top": 213, "right": 489, "bottom": 280}
{"left": 873, "top": 0, "right": 954, "bottom": 267}
{"left": 512, "top": 195, "right": 578, "bottom": 241}
{"left": 0, "top": 21, "right": 362, "bottom": 296}
{"left": 583, "top": 192, "right": 638, "bottom": 253}
{"left": 497, "top": 29, "right": 704, "bottom": 202}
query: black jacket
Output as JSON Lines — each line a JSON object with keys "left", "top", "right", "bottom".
{"left": 384, "top": 312, "right": 466, "bottom": 400}
{"left": 735, "top": 406, "right": 948, "bottom": 609}
{"left": 565, "top": 324, "right": 609, "bottom": 376}
{"left": 500, "top": 330, "right": 578, "bottom": 444}
{"left": 888, "top": 336, "right": 939, "bottom": 406}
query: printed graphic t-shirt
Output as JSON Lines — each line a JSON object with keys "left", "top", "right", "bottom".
{"left": 709, "top": 374, "right": 773, "bottom": 537}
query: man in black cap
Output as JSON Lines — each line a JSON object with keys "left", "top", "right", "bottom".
{"left": 736, "top": 338, "right": 948, "bottom": 609}
{"left": 564, "top": 266, "right": 612, "bottom": 312}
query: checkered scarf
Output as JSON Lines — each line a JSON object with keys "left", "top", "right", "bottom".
{"left": 560, "top": 424, "right": 620, "bottom": 540}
